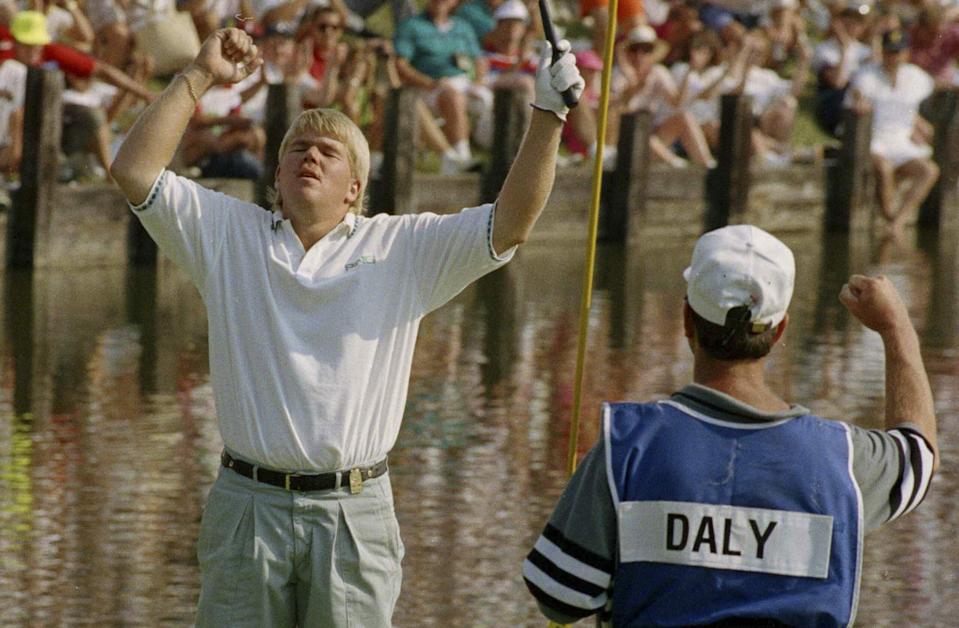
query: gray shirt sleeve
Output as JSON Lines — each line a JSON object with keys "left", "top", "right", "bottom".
{"left": 849, "top": 423, "right": 936, "bottom": 533}
{"left": 523, "top": 441, "right": 616, "bottom": 624}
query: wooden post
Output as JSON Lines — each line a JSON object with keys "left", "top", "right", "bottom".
{"left": 128, "top": 208, "right": 158, "bottom": 266}
{"left": 125, "top": 266, "right": 158, "bottom": 394}
{"left": 824, "top": 108, "right": 873, "bottom": 232}
{"left": 602, "top": 111, "right": 651, "bottom": 242}
{"left": 480, "top": 86, "right": 529, "bottom": 204}
{"left": 4, "top": 271, "right": 34, "bottom": 415}
{"left": 706, "top": 94, "right": 753, "bottom": 231}
{"left": 918, "top": 90, "right": 959, "bottom": 229}
{"left": 370, "top": 87, "right": 418, "bottom": 215}
{"left": 6, "top": 67, "right": 62, "bottom": 269}
{"left": 256, "top": 83, "right": 302, "bottom": 208}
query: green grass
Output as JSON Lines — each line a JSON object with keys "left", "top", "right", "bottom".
{"left": 793, "top": 93, "right": 836, "bottom": 149}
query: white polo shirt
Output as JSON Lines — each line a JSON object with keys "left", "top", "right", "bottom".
{"left": 132, "top": 171, "right": 514, "bottom": 472}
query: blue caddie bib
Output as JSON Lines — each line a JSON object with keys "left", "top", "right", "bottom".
{"left": 604, "top": 399, "right": 863, "bottom": 627}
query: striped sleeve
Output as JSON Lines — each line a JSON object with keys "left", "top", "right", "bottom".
{"left": 849, "top": 424, "right": 936, "bottom": 532}
{"left": 523, "top": 443, "right": 616, "bottom": 623}
{"left": 523, "top": 524, "right": 613, "bottom": 620}
{"left": 885, "top": 427, "right": 936, "bottom": 522}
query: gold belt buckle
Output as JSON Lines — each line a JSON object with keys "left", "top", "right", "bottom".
{"left": 349, "top": 468, "right": 363, "bottom": 494}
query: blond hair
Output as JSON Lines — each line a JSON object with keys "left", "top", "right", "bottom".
{"left": 269, "top": 108, "right": 370, "bottom": 215}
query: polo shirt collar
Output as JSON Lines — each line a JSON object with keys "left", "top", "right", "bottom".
{"left": 671, "top": 383, "right": 809, "bottom": 424}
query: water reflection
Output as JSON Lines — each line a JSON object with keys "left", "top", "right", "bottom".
{"left": 1, "top": 229, "right": 956, "bottom": 626}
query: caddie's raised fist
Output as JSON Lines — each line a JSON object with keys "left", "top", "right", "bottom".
{"left": 838, "top": 274, "right": 912, "bottom": 335}
{"left": 533, "top": 40, "right": 585, "bottom": 122}
{"left": 194, "top": 28, "right": 263, "bottom": 85}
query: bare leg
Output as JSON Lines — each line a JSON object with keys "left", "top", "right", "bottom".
{"left": 92, "top": 117, "right": 114, "bottom": 174}
{"left": 435, "top": 83, "right": 469, "bottom": 146}
{"left": 92, "top": 60, "right": 155, "bottom": 103}
{"left": 655, "top": 112, "right": 714, "bottom": 167}
{"left": 872, "top": 154, "right": 897, "bottom": 223}
{"left": 416, "top": 99, "right": 452, "bottom": 153}
{"left": 649, "top": 135, "right": 685, "bottom": 167}
{"left": 0, "top": 107, "right": 23, "bottom": 173}
{"left": 702, "top": 120, "right": 719, "bottom": 150}
{"left": 891, "top": 158, "right": 939, "bottom": 230}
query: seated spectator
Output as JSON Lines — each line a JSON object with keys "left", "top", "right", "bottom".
{"left": 670, "top": 29, "right": 735, "bottom": 149}
{"left": 737, "top": 33, "right": 810, "bottom": 164}
{"left": 0, "top": 10, "right": 155, "bottom": 104}
{"left": 394, "top": 0, "right": 492, "bottom": 173}
{"left": 482, "top": 0, "right": 537, "bottom": 98}
{"left": 177, "top": 82, "right": 265, "bottom": 180}
{"left": 85, "top": 0, "right": 177, "bottom": 69}
{"left": 302, "top": 6, "right": 349, "bottom": 87}
{"left": 37, "top": 0, "right": 94, "bottom": 50}
{"left": 761, "top": 0, "right": 810, "bottom": 73}
{"left": 657, "top": 0, "right": 703, "bottom": 66}
{"left": 812, "top": 0, "right": 874, "bottom": 137}
{"left": 848, "top": 29, "right": 939, "bottom": 233}
{"left": 614, "top": 25, "right": 716, "bottom": 169}
{"left": 0, "top": 44, "right": 25, "bottom": 178}
{"left": 909, "top": 4, "right": 959, "bottom": 87}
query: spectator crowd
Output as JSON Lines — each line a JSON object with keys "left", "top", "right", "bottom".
{"left": 1, "top": 0, "right": 957, "bottom": 228}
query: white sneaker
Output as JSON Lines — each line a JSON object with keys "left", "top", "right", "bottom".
{"left": 588, "top": 143, "right": 618, "bottom": 171}
{"left": 440, "top": 150, "right": 481, "bottom": 175}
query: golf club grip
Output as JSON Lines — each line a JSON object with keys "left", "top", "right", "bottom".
{"left": 538, "top": 0, "right": 579, "bottom": 109}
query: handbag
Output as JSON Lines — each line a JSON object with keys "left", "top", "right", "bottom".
{"left": 134, "top": 9, "right": 201, "bottom": 76}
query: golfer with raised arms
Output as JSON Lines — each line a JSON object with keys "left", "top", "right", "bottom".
{"left": 110, "top": 27, "right": 583, "bottom": 627}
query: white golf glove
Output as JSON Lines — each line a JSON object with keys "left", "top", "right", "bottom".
{"left": 532, "top": 40, "right": 585, "bottom": 122}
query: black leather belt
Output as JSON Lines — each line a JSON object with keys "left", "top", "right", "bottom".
{"left": 221, "top": 451, "right": 388, "bottom": 494}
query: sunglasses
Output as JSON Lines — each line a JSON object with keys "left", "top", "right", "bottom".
{"left": 316, "top": 22, "right": 343, "bottom": 32}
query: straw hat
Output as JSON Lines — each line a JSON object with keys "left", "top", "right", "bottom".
{"left": 11, "top": 11, "right": 51, "bottom": 46}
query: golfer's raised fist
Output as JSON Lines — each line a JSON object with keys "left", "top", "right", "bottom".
{"left": 193, "top": 28, "right": 263, "bottom": 85}
{"left": 839, "top": 274, "right": 912, "bottom": 335}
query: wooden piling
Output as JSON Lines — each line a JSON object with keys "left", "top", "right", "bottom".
{"left": 706, "top": 94, "right": 753, "bottom": 231}
{"left": 824, "top": 108, "right": 873, "bottom": 232}
{"left": 602, "top": 111, "right": 651, "bottom": 242}
{"left": 480, "top": 86, "right": 530, "bottom": 204}
{"left": 6, "top": 67, "right": 62, "bottom": 269}
{"left": 256, "top": 83, "right": 302, "bottom": 208}
{"left": 370, "top": 87, "right": 418, "bottom": 215}
{"left": 918, "top": 90, "right": 959, "bottom": 229}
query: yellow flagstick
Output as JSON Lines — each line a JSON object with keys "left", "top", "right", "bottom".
{"left": 563, "top": 0, "right": 619, "bottom": 479}
{"left": 546, "top": 1, "right": 618, "bottom": 626}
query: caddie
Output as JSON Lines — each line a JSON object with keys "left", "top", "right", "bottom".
{"left": 524, "top": 225, "right": 939, "bottom": 626}
{"left": 110, "top": 27, "right": 583, "bottom": 627}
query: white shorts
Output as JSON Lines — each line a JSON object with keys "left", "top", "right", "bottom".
{"left": 871, "top": 134, "right": 933, "bottom": 168}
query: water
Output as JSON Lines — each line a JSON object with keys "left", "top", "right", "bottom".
{"left": 1, "top": 228, "right": 956, "bottom": 626}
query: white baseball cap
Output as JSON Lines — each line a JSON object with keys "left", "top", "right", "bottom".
{"left": 625, "top": 25, "right": 657, "bottom": 46}
{"left": 683, "top": 225, "right": 795, "bottom": 331}
{"left": 493, "top": 0, "right": 529, "bottom": 22}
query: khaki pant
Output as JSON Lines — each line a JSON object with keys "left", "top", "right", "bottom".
{"left": 195, "top": 464, "right": 404, "bottom": 627}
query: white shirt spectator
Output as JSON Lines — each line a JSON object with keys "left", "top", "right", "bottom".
{"left": 0, "top": 59, "right": 26, "bottom": 148}
{"left": 671, "top": 62, "right": 726, "bottom": 124}
{"left": 615, "top": 64, "right": 676, "bottom": 125}
{"left": 849, "top": 62, "right": 935, "bottom": 166}
{"left": 743, "top": 66, "right": 792, "bottom": 116}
